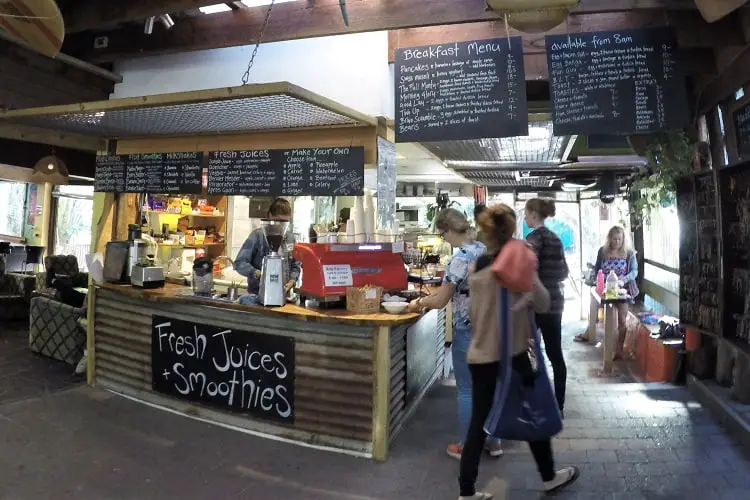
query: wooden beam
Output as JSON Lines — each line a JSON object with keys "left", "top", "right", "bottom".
{"left": 0, "top": 123, "right": 105, "bottom": 151}
{"left": 63, "top": 1, "right": 706, "bottom": 63}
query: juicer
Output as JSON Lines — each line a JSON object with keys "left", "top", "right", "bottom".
{"left": 259, "top": 219, "right": 288, "bottom": 307}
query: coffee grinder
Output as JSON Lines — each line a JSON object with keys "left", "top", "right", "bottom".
{"left": 259, "top": 218, "right": 288, "bottom": 307}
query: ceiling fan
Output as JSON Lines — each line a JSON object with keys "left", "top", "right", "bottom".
{"left": 0, "top": 0, "right": 64, "bottom": 58}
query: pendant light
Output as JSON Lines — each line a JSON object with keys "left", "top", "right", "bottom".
{"left": 485, "top": 0, "right": 579, "bottom": 33}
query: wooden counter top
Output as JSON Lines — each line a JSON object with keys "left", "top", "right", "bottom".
{"left": 95, "top": 282, "right": 423, "bottom": 326}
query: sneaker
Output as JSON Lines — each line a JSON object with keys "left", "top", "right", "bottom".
{"left": 543, "top": 466, "right": 580, "bottom": 493}
{"left": 447, "top": 443, "right": 463, "bottom": 460}
{"left": 484, "top": 441, "right": 504, "bottom": 458}
{"left": 459, "top": 493, "right": 493, "bottom": 500}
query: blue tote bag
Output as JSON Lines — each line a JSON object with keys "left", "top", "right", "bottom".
{"left": 483, "top": 286, "right": 563, "bottom": 442}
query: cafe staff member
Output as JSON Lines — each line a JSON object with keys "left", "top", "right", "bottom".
{"left": 235, "top": 198, "right": 300, "bottom": 294}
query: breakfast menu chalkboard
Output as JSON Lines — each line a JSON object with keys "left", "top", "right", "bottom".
{"left": 733, "top": 102, "right": 750, "bottom": 159}
{"left": 94, "top": 152, "right": 204, "bottom": 194}
{"left": 546, "top": 27, "right": 689, "bottom": 136}
{"left": 394, "top": 37, "right": 528, "bottom": 142}
{"left": 206, "top": 147, "right": 364, "bottom": 196}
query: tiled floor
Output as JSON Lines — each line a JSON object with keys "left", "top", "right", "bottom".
{"left": 0, "top": 321, "right": 749, "bottom": 500}
{"left": 0, "top": 320, "right": 82, "bottom": 405}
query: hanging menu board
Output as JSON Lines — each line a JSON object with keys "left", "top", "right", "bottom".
{"left": 676, "top": 176, "right": 698, "bottom": 327}
{"left": 546, "top": 27, "right": 689, "bottom": 136}
{"left": 394, "top": 37, "right": 528, "bottom": 142}
{"left": 720, "top": 162, "right": 750, "bottom": 346}
{"left": 152, "top": 316, "right": 295, "bottom": 423}
{"left": 733, "top": 102, "right": 750, "bottom": 159}
{"left": 94, "top": 155, "right": 126, "bottom": 192}
{"left": 206, "top": 147, "right": 364, "bottom": 196}
{"left": 94, "top": 152, "right": 204, "bottom": 194}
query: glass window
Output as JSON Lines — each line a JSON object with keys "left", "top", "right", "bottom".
{"left": 643, "top": 202, "right": 679, "bottom": 271}
{"left": 0, "top": 181, "right": 27, "bottom": 237}
{"left": 53, "top": 185, "right": 94, "bottom": 270}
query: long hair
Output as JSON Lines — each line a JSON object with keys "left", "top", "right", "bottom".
{"left": 604, "top": 226, "right": 628, "bottom": 258}
{"left": 477, "top": 203, "right": 516, "bottom": 252}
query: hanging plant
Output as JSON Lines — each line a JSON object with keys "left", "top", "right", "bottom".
{"left": 628, "top": 131, "right": 695, "bottom": 226}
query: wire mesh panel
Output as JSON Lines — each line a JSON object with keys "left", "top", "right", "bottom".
{"left": 1, "top": 94, "right": 362, "bottom": 137}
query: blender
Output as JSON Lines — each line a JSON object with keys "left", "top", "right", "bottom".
{"left": 259, "top": 218, "right": 288, "bottom": 307}
{"left": 192, "top": 256, "right": 214, "bottom": 297}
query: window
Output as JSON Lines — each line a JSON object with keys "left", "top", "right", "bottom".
{"left": 0, "top": 181, "right": 27, "bottom": 238}
{"left": 717, "top": 105, "right": 730, "bottom": 166}
{"left": 53, "top": 185, "right": 93, "bottom": 270}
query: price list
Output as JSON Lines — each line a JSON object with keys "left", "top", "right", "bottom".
{"left": 394, "top": 37, "right": 528, "bottom": 142}
{"left": 94, "top": 155, "right": 126, "bottom": 192}
{"left": 546, "top": 27, "right": 689, "bottom": 136}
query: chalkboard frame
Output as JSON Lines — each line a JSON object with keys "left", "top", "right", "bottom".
{"left": 545, "top": 27, "right": 690, "bottom": 136}
{"left": 394, "top": 36, "right": 529, "bottom": 143}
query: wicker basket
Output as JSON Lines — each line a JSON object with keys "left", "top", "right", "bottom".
{"left": 346, "top": 286, "right": 383, "bottom": 314}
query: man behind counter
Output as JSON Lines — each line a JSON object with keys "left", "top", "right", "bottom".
{"left": 235, "top": 198, "right": 300, "bottom": 295}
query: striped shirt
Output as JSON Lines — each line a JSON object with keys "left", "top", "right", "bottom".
{"left": 526, "top": 226, "right": 569, "bottom": 314}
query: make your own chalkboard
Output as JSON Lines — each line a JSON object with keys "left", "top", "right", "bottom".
{"left": 206, "top": 147, "right": 364, "bottom": 197}
{"left": 94, "top": 152, "right": 204, "bottom": 194}
{"left": 720, "top": 162, "right": 750, "bottom": 347}
{"left": 546, "top": 27, "right": 689, "bottom": 136}
{"left": 151, "top": 315, "right": 295, "bottom": 423}
{"left": 394, "top": 37, "right": 529, "bottom": 142}
{"left": 733, "top": 102, "right": 750, "bottom": 159}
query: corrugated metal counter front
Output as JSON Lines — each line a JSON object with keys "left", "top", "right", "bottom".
{"left": 89, "top": 284, "right": 446, "bottom": 461}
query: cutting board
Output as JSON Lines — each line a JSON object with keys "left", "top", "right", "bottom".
{"left": 694, "top": 0, "right": 749, "bottom": 23}
{"left": 0, "top": 0, "right": 64, "bottom": 58}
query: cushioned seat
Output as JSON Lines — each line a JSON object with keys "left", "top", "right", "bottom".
{"left": 29, "top": 296, "right": 85, "bottom": 365}
{"left": 0, "top": 257, "right": 37, "bottom": 321}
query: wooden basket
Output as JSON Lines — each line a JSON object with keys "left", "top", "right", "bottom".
{"left": 346, "top": 286, "right": 383, "bottom": 314}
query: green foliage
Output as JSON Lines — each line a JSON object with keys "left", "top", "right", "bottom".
{"left": 630, "top": 131, "right": 694, "bottom": 226}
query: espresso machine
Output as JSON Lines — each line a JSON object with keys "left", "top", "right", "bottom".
{"left": 259, "top": 219, "right": 288, "bottom": 307}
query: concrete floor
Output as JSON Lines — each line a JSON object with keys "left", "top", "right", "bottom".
{"left": 1, "top": 321, "right": 749, "bottom": 500}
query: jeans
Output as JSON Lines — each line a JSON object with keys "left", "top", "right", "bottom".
{"left": 536, "top": 313, "right": 567, "bottom": 412}
{"left": 459, "top": 362, "right": 555, "bottom": 496}
{"left": 452, "top": 324, "right": 500, "bottom": 447}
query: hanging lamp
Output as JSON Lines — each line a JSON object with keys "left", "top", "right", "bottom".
{"left": 485, "top": 0, "right": 579, "bottom": 34}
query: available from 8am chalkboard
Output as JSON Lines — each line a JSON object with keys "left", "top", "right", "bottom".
{"left": 394, "top": 37, "right": 529, "bottom": 143}
{"left": 152, "top": 316, "right": 295, "bottom": 423}
{"left": 546, "top": 27, "right": 689, "bottom": 136}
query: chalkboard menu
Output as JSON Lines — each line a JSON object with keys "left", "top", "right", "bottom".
{"left": 206, "top": 147, "right": 364, "bottom": 196}
{"left": 694, "top": 172, "right": 720, "bottom": 334}
{"left": 733, "top": 103, "right": 750, "bottom": 159}
{"left": 94, "top": 155, "right": 126, "bottom": 192}
{"left": 152, "top": 316, "right": 295, "bottom": 423}
{"left": 720, "top": 162, "right": 750, "bottom": 346}
{"left": 546, "top": 27, "right": 689, "bottom": 136}
{"left": 94, "top": 152, "right": 204, "bottom": 194}
{"left": 676, "top": 177, "right": 698, "bottom": 327}
{"left": 394, "top": 37, "right": 528, "bottom": 142}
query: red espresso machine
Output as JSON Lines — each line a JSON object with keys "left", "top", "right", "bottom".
{"left": 293, "top": 243, "right": 408, "bottom": 303}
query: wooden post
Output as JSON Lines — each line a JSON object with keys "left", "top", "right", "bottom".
{"left": 371, "top": 325, "right": 391, "bottom": 462}
{"left": 602, "top": 304, "right": 618, "bottom": 374}
{"left": 86, "top": 287, "right": 96, "bottom": 385}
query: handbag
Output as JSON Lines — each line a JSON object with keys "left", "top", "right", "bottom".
{"left": 483, "top": 286, "right": 563, "bottom": 442}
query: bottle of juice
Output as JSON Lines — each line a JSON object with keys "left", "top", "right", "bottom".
{"left": 605, "top": 270, "right": 619, "bottom": 298}
{"left": 595, "top": 270, "right": 605, "bottom": 295}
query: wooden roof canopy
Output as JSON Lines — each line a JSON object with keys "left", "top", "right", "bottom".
{"left": 0, "top": 82, "right": 377, "bottom": 143}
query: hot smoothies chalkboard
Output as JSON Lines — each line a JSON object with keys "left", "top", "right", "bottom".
{"left": 206, "top": 147, "right": 364, "bottom": 196}
{"left": 394, "top": 37, "right": 528, "bottom": 142}
{"left": 546, "top": 27, "right": 689, "bottom": 136}
{"left": 94, "top": 152, "right": 204, "bottom": 194}
{"left": 152, "top": 316, "right": 295, "bottom": 423}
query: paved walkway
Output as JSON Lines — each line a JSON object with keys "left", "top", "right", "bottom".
{"left": 0, "top": 321, "right": 749, "bottom": 500}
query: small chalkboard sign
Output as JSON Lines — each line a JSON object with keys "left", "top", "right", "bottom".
{"left": 206, "top": 147, "right": 364, "bottom": 196}
{"left": 95, "top": 152, "right": 204, "bottom": 194}
{"left": 546, "top": 27, "right": 689, "bottom": 136}
{"left": 733, "top": 103, "right": 750, "bottom": 159}
{"left": 152, "top": 316, "right": 295, "bottom": 423}
{"left": 394, "top": 37, "right": 528, "bottom": 142}
{"left": 94, "top": 155, "right": 126, "bottom": 192}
